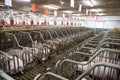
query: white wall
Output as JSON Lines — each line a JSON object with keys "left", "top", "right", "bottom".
{"left": 84, "top": 16, "right": 120, "bottom": 29}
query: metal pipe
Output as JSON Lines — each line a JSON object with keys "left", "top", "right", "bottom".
{"left": 109, "top": 36, "right": 120, "bottom": 39}
{"left": 6, "top": 33, "right": 24, "bottom": 49}
{"left": 89, "top": 38, "right": 120, "bottom": 44}
{"left": 76, "top": 62, "right": 120, "bottom": 80}
{"left": 54, "top": 60, "right": 62, "bottom": 72}
{"left": 58, "top": 30, "right": 65, "bottom": 37}
{"left": 56, "top": 48, "right": 120, "bottom": 71}
{"left": 20, "top": 32, "right": 34, "bottom": 43}
{"left": 34, "top": 73, "right": 42, "bottom": 80}
{"left": 89, "top": 41, "right": 120, "bottom": 55}
{"left": 33, "top": 31, "right": 45, "bottom": 41}
{"left": 0, "top": 50, "right": 11, "bottom": 59}
{"left": 0, "top": 70, "right": 14, "bottom": 80}
{"left": 98, "top": 30, "right": 110, "bottom": 44}
{"left": 54, "top": 30, "right": 59, "bottom": 38}
{"left": 39, "top": 72, "right": 68, "bottom": 80}
{"left": 102, "top": 38, "right": 120, "bottom": 43}
{"left": 86, "top": 38, "right": 120, "bottom": 45}
{"left": 70, "top": 42, "right": 120, "bottom": 58}
{"left": 85, "top": 43, "right": 98, "bottom": 46}
{"left": 46, "top": 30, "right": 53, "bottom": 39}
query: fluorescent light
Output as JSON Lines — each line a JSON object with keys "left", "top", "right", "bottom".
{"left": 85, "top": 0, "right": 94, "bottom": 7}
{"left": 63, "top": 10, "right": 73, "bottom": 13}
{"left": 97, "top": 9, "right": 103, "bottom": 12}
{"left": 96, "top": 13, "right": 106, "bottom": 16}
{"left": 62, "top": 13, "right": 65, "bottom": 17}
{"left": 89, "top": 9, "right": 103, "bottom": 13}
{"left": 70, "top": 0, "right": 74, "bottom": 8}
{"left": 86, "top": 9, "right": 89, "bottom": 15}
{"left": 79, "top": 4, "right": 82, "bottom": 12}
{"left": 54, "top": 11, "right": 57, "bottom": 16}
{"left": 90, "top": 9, "right": 98, "bottom": 12}
{"left": 5, "top": 0, "right": 12, "bottom": 6}
{"left": 16, "top": 0, "right": 31, "bottom": 2}
{"left": 22, "top": 0, "right": 30, "bottom": 2}
{"left": 43, "top": 4, "right": 60, "bottom": 10}
{"left": 60, "top": 1, "right": 64, "bottom": 5}
{"left": 72, "top": 14, "right": 83, "bottom": 16}
{"left": 23, "top": 7, "right": 31, "bottom": 11}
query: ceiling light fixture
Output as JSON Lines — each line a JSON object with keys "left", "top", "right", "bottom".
{"left": 62, "top": 13, "right": 65, "bottom": 17}
{"left": 43, "top": 4, "right": 60, "bottom": 10}
{"left": 72, "top": 14, "right": 83, "bottom": 16}
{"left": 79, "top": 4, "right": 82, "bottom": 12}
{"left": 96, "top": 13, "right": 106, "bottom": 16}
{"left": 16, "top": 0, "right": 31, "bottom": 2}
{"left": 85, "top": 0, "right": 94, "bottom": 7}
{"left": 86, "top": 9, "right": 89, "bottom": 15}
{"left": 54, "top": 11, "right": 57, "bottom": 16}
{"left": 60, "top": 0, "right": 64, "bottom": 5}
{"left": 70, "top": 0, "right": 74, "bottom": 8}
{"left": 5, "top": 0, "right": 12, "bottom": 6}
{"left": 90, "top": 9, "right": 98, "bottom": 12}
{"left": 22, "top": 0, "right": 31, "bottom": 2}
{"left": 63, "top": 10, "right": 73, "bottom": 14}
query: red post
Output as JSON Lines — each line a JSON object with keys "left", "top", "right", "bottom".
{"left": 44, "top": 20, "right": 46, "bottom": 26}
{"left": 71, "top": 22, "right": 73, "bottom": 26}
{"left": 10, "top": 19, "right": 14, "bottom": 26}
{"left": 67, "top": 22, "right": 69, "bottom": 26}
{"left": 30, "top": 20, "right": 34, "bottom": 25}
{"left": 37, "top": 21, "right": 39, "bottom": 25}
{"left": 61, "top": 21, "right": 63, "bottom": 26}
{"left": 54, "top": 21, "right": 57, "bottom": 26}
{"left": 1, "top": 20, "right": 5, "bottom": 25}
{"left": 23, "top": 21, "right": 25, "bottom": 25}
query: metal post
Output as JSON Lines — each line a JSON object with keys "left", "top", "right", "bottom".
{"left": 102, "top": 20, "right": 105, "bottom": 32}
{"left": 0, "top": 70, "right": 14, "bottom": 80}
{"left": 9, "top": 7, "right": 14, "bottom": 26}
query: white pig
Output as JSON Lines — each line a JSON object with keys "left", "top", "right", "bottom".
{"left": 6, "top": 55, "right": 24, "bottom": 74}
{"left": 77, "top": 58, "right": 118, "bottom": 79}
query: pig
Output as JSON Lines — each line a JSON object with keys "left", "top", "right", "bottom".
{"left": 0, "top": 51, "right": 24, "bottom": 74}
{"left": 7, "top": 48, "right": 33, "bottom": 65}
{"left": 7, "top": 49, "right": 24, "bottom": 60}
{"left": 6, "top": 55, "right": 24, "bottom": 74}
{"left": 77, "top": 57, "right": 118, "bottom": 79}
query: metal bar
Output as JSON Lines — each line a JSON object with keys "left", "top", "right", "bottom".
{"left": 56, "top": 48, "right": 120, "bottom": 71}
{"left": 33, "top": 31, "right": 45, "bottom": 41}
{"left": 20, "top": 32, "right": 34, "bottom": 43}
{"left": 34, "top": 73, "right": 42, "bottom": 80}
{"left": 39, "top": 72, "right": 68, "bottom": 80}
{"left": 0, "top": 50, "right": 11, "bottom": 59}
{"left": 6, "top": 33, "right": 25, "bottom": 49}
{"left": 99, "top": 30, "right": 110, "bottom": 44}
{"left": 46, "top": 30, "right": 53, "bottom": 39}
{"left": 70, "top": 42, "right": 120, "bottom": 58}
{"left": 76, "top": 62, "right": 120, "bottom": 80}
{"left": 0, "top": 70, "right": 14, "bottom": 80}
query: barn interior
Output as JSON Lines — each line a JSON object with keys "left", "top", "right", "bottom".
{"left": 0, "top": 0, "right": 120, "bottom": 80}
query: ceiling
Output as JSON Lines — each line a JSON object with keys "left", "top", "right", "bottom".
{"left": 0, "top": 0, "right": 120, "bottom": 17}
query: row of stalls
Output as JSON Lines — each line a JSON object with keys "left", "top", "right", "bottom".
{"left": 0, "top": 27, "right": 120, "bottom": 80}
{"left": 33, "top": 29, "right": 120, "bottom": 80}
{"left": 0, "top": 27, "right": 94, "bottom": 80}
